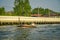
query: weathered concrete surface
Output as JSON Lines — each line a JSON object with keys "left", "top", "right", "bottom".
{"left": 0, "top": 16, "right": 60, "bottom": 23}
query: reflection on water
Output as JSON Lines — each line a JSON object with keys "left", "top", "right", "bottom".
{"left": 0, "top": 24, "right": 60, "bottom": 40}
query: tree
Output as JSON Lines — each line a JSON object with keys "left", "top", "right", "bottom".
{"left": 32, "top": 7, "right": 45, "bottom": 15}
{"left": 14, "top": 0, "right": 31, "bottom": 16}
{"left": 45, "top": 8, "right": 53, "bottom": 17}
{"left": 0, "top": 7, "right": 5, "bottom": 15}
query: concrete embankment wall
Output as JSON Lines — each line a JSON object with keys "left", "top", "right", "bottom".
{"left": 0, "top": 16, "right": 18, "bottom": 23}
{"left": 0, "top": 16, "right": 60, "bottom": 24}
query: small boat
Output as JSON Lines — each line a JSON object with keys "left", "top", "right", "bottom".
{"left": 17, "top": 23, "right": 36, "bottom": 28}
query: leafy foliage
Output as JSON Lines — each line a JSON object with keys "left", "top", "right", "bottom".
{"left": 32, "top": 7, "right": 59, "bottom": 16}
{"left": 0, "top": 7, "right": 5, "bottom": 15}
{"left": 14, "top": 0, "right": 31, "bottom": 16}
{"left": 32, "top": 7, "right": 45, "bottom": 15}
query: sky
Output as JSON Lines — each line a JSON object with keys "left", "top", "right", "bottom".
{"left": 0, "top": 0, "right": 60, "bottom": 12}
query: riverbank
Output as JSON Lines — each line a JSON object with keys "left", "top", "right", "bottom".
{"left": 0, "top": 16, "right": 60, "bottom": 24}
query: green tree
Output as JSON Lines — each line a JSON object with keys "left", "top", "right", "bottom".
{"left": 32, "top": 7, "right": 45, "bottom": 15}
{"left": 45, "top": 8, "right": 53, "bottom": 17}
{"left": 14, "top": 0, "right": 31, "bottom": 16}
{"left": 0, "top": 7, "right": 5, "bottom": 15}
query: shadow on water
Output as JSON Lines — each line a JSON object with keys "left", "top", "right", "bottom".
{"left": 0, "top": 24, "right": 60, "bottom": 40}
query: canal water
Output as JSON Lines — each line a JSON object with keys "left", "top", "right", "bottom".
{"left": 0, "top": 24, "right": 60, "bottom": 40}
